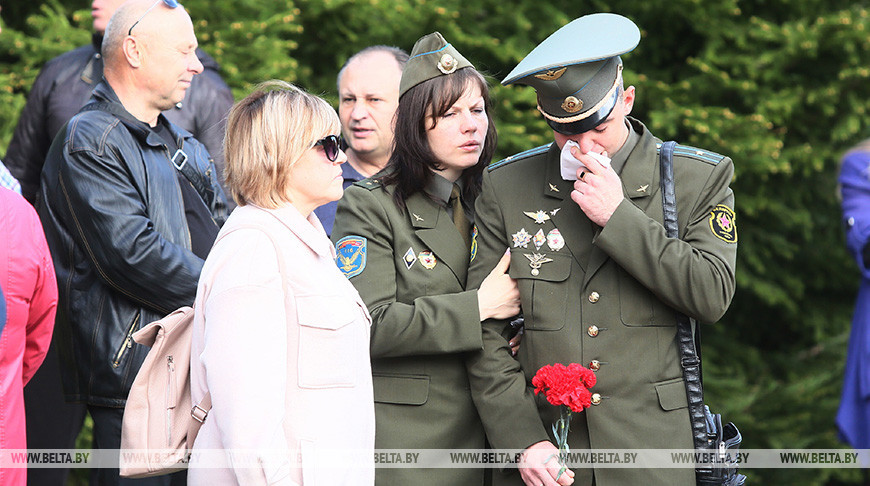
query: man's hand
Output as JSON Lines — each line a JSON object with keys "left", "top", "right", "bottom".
{"left": 569, "top": 146, "right": 624, "bottom": 226}
{"left": 519, "top": 441, "right": 575, "bottom": 486}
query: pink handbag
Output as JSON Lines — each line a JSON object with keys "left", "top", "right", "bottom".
{"left": 119, "top": 306, "right": 211, "bottom": 477}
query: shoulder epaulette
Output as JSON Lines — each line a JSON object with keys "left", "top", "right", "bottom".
{"left": 353, "top": 177, "right": 383, "bottom": 190}
{"left": 488, "top": 143, "right": 552, "bottom": 172}
{"left": 656, "top": 142, "right": 726, "bottom": 165}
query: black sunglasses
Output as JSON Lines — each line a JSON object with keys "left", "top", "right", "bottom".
{"left": 128, "top": 0, "right": 181, "bottom": 36}
{"left": 314, "top": 135, "right": 342, "bottom": 162}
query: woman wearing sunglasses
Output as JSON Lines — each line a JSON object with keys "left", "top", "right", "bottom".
{"left": 332, "top": 33, "right": 520, "bottom": 485}
{"left": 189, "top": 81, "right": 374, "bottom": 485}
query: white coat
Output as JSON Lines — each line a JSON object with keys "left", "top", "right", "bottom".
{"left": 189, "top": 204, "right": 375, "bottom": 485}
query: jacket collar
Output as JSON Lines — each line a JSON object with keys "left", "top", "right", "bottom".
{"left": 252, "top": 204, "right": 336, "bottom": 260}
{"left": 404, "top": 188, "right": 470, "bottom": 286}
{"left": 91, "top": 80, "right": 193, "bottom": 150}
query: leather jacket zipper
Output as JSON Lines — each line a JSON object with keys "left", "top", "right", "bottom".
{"left": 112, "top": 312, "right": 140, "bottom": 368}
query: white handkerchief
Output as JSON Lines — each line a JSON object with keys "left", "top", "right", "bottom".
{"left": 559, "top": 140, "right": 611, "bottom": 181}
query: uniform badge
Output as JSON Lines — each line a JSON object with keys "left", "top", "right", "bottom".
{"left": 561, "top": 96, "right": 583, "bottom": 113}
{"left": 534, "top": 67, "right": 567, "bottom": 81}
{"left": 335, "top": 236, "right": 367, "bottom": 278}
{"left": 524, "top": 210, "right": 551, "bottom": 224}
{"left": 438, "top": 54, "right": 457, "bottom": 74}
{"left": 533, "top": 229, "right": 546, "bottom": 250}
{"left": 512, "top": 228, "right": 532, "bottom": 248}
{"left": 525, "top": 252, "right": 554, "bottom": 276}
{"left": 546, "top": 229, "right": 565, "bottom": 251}
{"left": 709, "top": 204, "right": 737, "bottom": 243}
{"left": 550, "top": 207, "right": 561, "bottom": 216}
{"left": 470, "top": 225, "right": 479, "bottom": 262}
{"left": 419, "top": 251, "right": 437, "bottom": 269}
{"left": 403, "top": 247, "right": 417, "bottom": 269}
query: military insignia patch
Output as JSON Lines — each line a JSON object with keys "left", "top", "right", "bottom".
{"left": 524, "top": 210, "right": 551, "bottom": 224}
{"left": 335, "top": 236, "right": 367, "bottom": 278}
{"left": 546, "top": 229, "right": 565, "bottom": 251}
{"left": 419, "top": 251, "right": 437, "bottom": 269}
{"left": 525, "top": 252, "right": 554, "bottom": 276}
{"left": 533, "top": 229, "right": 546, "bottom": 250}
{"left": 438, "top": 53, "right": 457, "bottom": 74}
{"left": 403, "top": 247, "right": 417, "bottom": 269}
{"left": 561, "top": 96, "right": 583, "bottom": 113}
{"left": 470, "top": 225, "right": 479, "bottom": 262}
{"left": 512, "top": 228, "right": 532, "bottom": 248}
{"left": 709, "top": 204, "right": 737, "bottom": 243}
{"left": 534, "top": 67, "right": 567, "bottom": 81}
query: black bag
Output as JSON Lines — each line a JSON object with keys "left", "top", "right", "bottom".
{"left": 659, "top": 141, "right": 747, "bottom": 486}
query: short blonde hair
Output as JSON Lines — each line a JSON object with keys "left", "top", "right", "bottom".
{"left": 224, "top": 80, "right": 340, "bottom": 208}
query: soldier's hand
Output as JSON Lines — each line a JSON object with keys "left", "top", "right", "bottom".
{"left": 570, "top": 146, "right": 624, "bottom": 226}
{"left": 478, "top": 250, "right": 521, "bottom": 321}
{"left": 519, "top": 441, "right": 575, "bottom": 486}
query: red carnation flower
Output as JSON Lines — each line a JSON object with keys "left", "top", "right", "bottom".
{"left": 532, "top": 363, "right": 597, "bottom": 413}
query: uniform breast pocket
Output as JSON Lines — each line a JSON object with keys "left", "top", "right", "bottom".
{"left": 509, "top": 251, "right": 573, "bottom": 331}
{"left": 617, "top": 268, "right": 676, "bottom": 326}
{"left": 296, "top": 295, "right": 364, "bottom": 388}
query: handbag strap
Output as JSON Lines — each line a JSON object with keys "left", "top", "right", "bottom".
{"left": 659, "top": 141, "right": 708, "bottom": 450}
{"left": 79, "top": 101, "right": 216, "bottom": 209}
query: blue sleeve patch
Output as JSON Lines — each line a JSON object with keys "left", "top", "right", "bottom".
{"left": 335, "top": 236, "right": 367, "bottom": 278}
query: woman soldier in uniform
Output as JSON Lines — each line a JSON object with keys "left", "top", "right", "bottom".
{"left": 332, "top": 32, "right": 520, "bottom": 485}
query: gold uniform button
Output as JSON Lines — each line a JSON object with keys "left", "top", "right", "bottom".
{"left": 591, "top": 393, "right": 602, "bottom": 405}
{"left": 588, "top": 291, "right": 600, "bottom": 303}
{"left": 589, "top": 360, "right": 601, "bottom": 371}
{"left": 587, "top": 325, "right": 599, "bottom": 337}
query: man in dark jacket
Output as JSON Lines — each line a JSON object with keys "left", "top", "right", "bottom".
{"left": 5, "top": 0, "right": 233, "bottom": 205}
{"left": 12, "top": 2, "right": 233, "bottom": 484}
{"left": 38, "top": 1, "right": 227, "bottom": 484}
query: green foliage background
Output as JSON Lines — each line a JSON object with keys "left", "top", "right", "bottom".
{"left": 2, "top": 0, "right": 867, "bottom": 484}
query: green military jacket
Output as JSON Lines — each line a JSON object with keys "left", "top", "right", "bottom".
{"left": 332, "top": 176, "right": 487, "bottom": 485}
{"left": 466, "top": 118, "right": 737, "bottom": 486}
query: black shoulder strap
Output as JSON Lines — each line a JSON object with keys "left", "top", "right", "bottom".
{"left": 659, "top": 141, "right": 708, "bottom": 450}
{"left": 79, "top": 102, "right": 215, "bottom": 209}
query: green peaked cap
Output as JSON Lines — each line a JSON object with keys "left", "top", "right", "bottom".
{"left": 399, "top": 32, "right": 474, "bottom": 98}
{"left": 502, "top": 13, "right": 640, "bottom": 134}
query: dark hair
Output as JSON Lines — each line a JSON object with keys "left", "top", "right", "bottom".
{"left": 383, "top": 67, "right": 497, "bottom": 209}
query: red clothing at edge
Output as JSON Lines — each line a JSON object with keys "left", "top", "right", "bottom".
{"left": 0, "top": 187, "right": 57, "bottom": 485}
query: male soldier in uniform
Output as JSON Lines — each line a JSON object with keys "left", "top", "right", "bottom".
{"left": 466, "top": 13, "right": 737, "bottom": 486}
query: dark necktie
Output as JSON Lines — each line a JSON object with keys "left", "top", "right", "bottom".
{"left": 450, "top": 183, "right": 471, "bottom": 251}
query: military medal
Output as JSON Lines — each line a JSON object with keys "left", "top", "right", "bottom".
{"left": 546, "top": 229, "right": 565, "bottom": 251}
{"left": 524, "top": 210, "right": 551, "bottom": 224}
{"left": 525, "top": 253, "right": 553, "bottom": 276}
{"left": 512, "top": 228, "right": 532, "bottom": 248}
{"left": 403, "top": 247, "right": 417, "bottom": 269}
{"left": 419, "top": 251, "right": 437, "bottom": 269}
{"left": 533, "top": 229, "right": 546, "bottom": 250}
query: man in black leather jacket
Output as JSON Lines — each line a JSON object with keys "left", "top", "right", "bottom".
{"left": 5, "top": 7, "right": 233, "bottom": 205}
{"left": 13, "top": 3, "right": 233, "bottom": 484}
{"left": 38, "top": 2, "right": 227, "bottom": 484}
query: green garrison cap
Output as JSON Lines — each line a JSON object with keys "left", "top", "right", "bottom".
{"left": 502, "top": 13, "right": 641, "bottom": 135}
{"left": 399, "top": 32, "right": 474, "bottom": 98}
